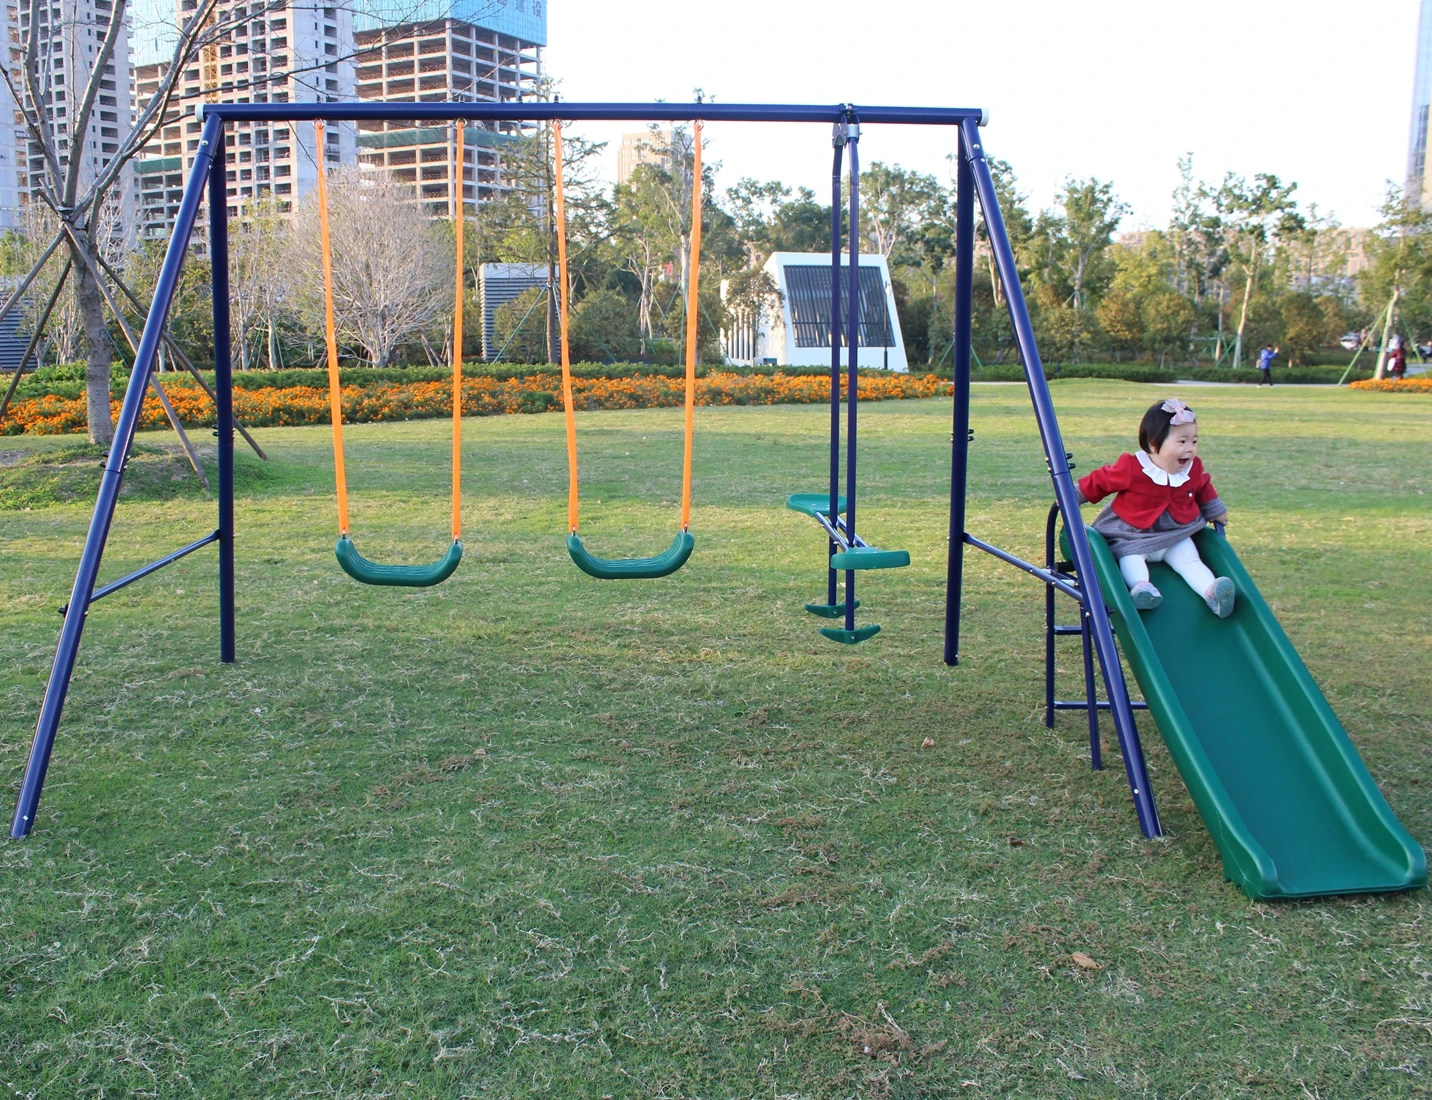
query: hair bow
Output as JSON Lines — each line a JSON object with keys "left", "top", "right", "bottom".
{"left": 1161, "top": 398, "right": 1196, "bottom": 425}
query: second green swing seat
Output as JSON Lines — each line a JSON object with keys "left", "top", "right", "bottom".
{"left": 336, "top": 535, "right": 464, "bottom": 587}
{"left": 566, "top": 530, "right": 694, "bottom": 580}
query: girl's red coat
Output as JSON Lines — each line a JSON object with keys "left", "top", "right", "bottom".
{"left": 1078, "top": 453, "right": 1219, "bottom": 529}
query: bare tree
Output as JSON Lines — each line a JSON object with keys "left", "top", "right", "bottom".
{"left": 229, "top": 196, "right": 294, "bottom": 369}
{"left": 290, "top": 168, "right": 451, "bottom": 366}
{"left": 0, "top": 0, "right": 451, "bottom": 441}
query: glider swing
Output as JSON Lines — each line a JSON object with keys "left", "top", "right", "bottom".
{"left": 787, "top": 118, "right": 910, "bottom": 643}
{"left": 316, "top": 119, "right": 466, "bottom": 587}
{"left": 554, "top": 117, "right": 701, "bottom": 579}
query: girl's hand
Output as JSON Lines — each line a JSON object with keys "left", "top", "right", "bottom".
{"left": 1215, "top": 513, "right": 1230, "bottom": 527}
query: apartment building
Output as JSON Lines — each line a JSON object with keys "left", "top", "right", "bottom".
{"left": 16, "top": 0, "right": 135, "bottom": 227}
{"left": 0, "top": 4, "right": 24, "bottom": 228}
{"left": 352, "top": 0, "right": 545, "bottom": 214}
{"left": 131, "top": 0, "right": 356, "bottom": 234}
{"left": 129, "top": 0, "right": 545, "bottom": 234}
{"left": 616, "top": 129, "right": 672, "bottom": 186}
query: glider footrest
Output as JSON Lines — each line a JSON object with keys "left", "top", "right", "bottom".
{"left": 830, "top": 546, "right": 910, "bottom": 571}
{"left": 804, "top": 599, "right": 859, "bottom": 619}
{"left": 819, "top": 623, "right": 882, "bottom": 645}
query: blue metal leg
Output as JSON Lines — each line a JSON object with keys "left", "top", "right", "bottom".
{"left": 209, "top": 153, "right": 236, "bottom": 665}
{"left": 945, "top": 141, "right": 974, "bottom": 666}
{"left": 1080, "top": 603, "right": 1102, "bottom": 770}
{"left": 828, "top": 132, "right": 844, "bottom": 610}
{"left": 844, "top": 115, "right": 860, "bottom": 635}
{"left": 9, "top": 112, "right": 226, "bottom": 839}
{"left": 960, "top": 118, "right": 1160, "bottom": 839}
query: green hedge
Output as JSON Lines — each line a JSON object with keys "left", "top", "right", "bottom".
{"left": 963, "top": 362, "right": 1373, "bottom": 385}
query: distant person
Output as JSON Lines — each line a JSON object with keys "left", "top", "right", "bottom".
{"left": 1389, "top": 337, "right": 1407, "bottom": 380}
{"left": 1256, "top": 344, "right": 1277, "bottom": 386}
{"left": 1075, "top": 398, "right": 1235, "bottom": 619}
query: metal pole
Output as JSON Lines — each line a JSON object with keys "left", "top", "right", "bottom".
{"left": 1080, "top": 605, "right": 1102, "bottom": 770}
{"left": 843, "top": 114, "right": 860, "bottom": 635}
{"left": 959, "top": 118, "right": 1160, "bottom": 839}
{"left": 10, "top": 112, "right": 225, "bottom": 839}
{"left": 209, "top": 147, "right": 236, "bottom": 665}
{"left": 944, "top": 140, "right": 974, "bottom": 665}
{"left": 827, "top": 126, "right": 844, "bottom": 609}
{"left": 1044, "top": 504, "right": 1057, "bottom": 727}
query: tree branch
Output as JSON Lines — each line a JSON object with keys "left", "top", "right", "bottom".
{"left": 63, "top": 0, "right": 129, "bottom": 205}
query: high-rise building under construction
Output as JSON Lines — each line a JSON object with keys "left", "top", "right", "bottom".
{"left": 1408, "top": 0, "right": 1432, "bottom": 206}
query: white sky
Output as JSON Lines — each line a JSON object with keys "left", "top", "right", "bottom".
{"left": 545, "top": 0, "right": 1419, "bottom": 231}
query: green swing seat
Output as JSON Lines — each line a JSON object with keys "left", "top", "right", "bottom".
{"left": 566, "top": 530, "right": 694, "bottom": 580}
{"left": 335, "top": 535, "right": 463, "bottom": 588}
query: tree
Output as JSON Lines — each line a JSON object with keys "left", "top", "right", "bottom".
{"left": 1095, "top": 288, "right": 1142, "bottom": 359}
{"left": 1209, "top": 173, "right": 1301, "bottom": 368}
{"left": 1361, "top": 187, "right": 1432, "bottom": 377}
{"left": 859, "top": 162, "right": 944, "bottom": 260}
{"left": 569, "top": 288, "right": 642, "bottom": 363}
{"left": 227, "top": 196, "right": 293, "bottom": 370}
{"left": 491, "top": 286, "right": 549, "bottom": 363}
{"left": 720, "top": 267, "right": 780, "bottom": 366}
{"left": 1030, "top": 178, "right": 1127, "bottom": 363}
{"left": 289, "top": 169, "right": 451, "bottom": 367}
{"left": 1, "top": 0, "right": 246, "bottom": 440}
{"left": 1053, "top": 178, "right": 1129, "bottom": 312}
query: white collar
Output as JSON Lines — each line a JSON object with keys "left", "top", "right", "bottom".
{"left": 1137, "top": 450, "right": 1191, "bottom": 487}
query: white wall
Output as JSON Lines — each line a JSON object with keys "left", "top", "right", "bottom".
{"left": 761, "top": 251, "right": 908, "bottom": 372}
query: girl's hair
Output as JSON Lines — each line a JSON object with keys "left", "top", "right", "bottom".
{"left": 1138, "top": 400, "right": 1195, "bottom": 453}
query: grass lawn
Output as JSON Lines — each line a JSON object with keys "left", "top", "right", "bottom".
{"left": 1, "top": 381, "right": 1428, "bottom": 1098}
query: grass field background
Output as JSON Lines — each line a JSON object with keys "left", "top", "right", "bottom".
{"left": 1, "top": 381, "right": 1428, "bottom": 1098}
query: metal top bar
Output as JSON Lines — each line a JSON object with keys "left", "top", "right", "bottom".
{"left": 197, "top": 101, "right": 989, "bottom": 125}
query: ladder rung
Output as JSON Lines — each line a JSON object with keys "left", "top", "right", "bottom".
{"left": 1053, "top": 700, "right": 1150, "bottom": 711}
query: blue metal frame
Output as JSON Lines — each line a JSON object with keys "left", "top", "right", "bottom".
{"left": 8, "top": 99, "right": 1159, "bottom": 842}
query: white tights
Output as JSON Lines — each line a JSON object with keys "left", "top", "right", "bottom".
{"left": 1118, "top": 537, "right": 1216, "bottom": 597}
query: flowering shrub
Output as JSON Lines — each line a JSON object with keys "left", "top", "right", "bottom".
{"left": 2, "top": 371, "right": 952, "bottom": 435}
{"left": 1347, "top": 376, "right": 1432, "bottom": 393}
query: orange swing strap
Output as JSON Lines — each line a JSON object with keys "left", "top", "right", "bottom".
{"left": 451, "top": 119, "right": 465, "bottom": 540}
{"left": 316, "top": 120, "right": 351, "bottom": 537}
{"left": 316, "top": 119, "right": 465, "bottom": 586}
{"left": 555, "top": 119, "right": 702, "bottom": 535}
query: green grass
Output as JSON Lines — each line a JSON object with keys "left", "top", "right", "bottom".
{"left": 0, "top": 382, "right": 1428, "bottom": 1098}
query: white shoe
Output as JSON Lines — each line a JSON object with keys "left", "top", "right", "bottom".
{"left": 1204, "top": 577, "right": 1235, "bottom": 619}
{"left": 1130, "top": 581, "right": 1162, "bottom": 610}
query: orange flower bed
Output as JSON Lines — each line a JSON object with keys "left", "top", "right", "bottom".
{"left": 1348, "top": 375, "right": 1432, "bottom": 393}
{"left": 2, "top": 371, "right": 953, "bottom": 435}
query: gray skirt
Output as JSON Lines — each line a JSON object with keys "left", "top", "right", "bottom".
{"left": 1091, "top": 505, "right": 1206, "bottom": 559}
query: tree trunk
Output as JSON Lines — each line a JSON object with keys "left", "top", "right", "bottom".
{"left": 75, "top": 246, "right": 114, "bottom": 445}
{"left": 1374, "top": 288, "right": 1400, "bottom": 380}
{"left": 1233, "top": 269, "right": 1254, "bottom": 370}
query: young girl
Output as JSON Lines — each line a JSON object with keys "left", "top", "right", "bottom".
{"left": 1076, "top": 398, "right": 1235, "bottom": 618}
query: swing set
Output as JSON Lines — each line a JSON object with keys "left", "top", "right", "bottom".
{"left": 18, "top": 100, "right": 1422, "bottom": 904}
{"left": 19, "top": 99, "right": 1139, "bottom": 842}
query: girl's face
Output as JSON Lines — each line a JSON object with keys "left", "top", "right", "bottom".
{"left": 1150, "top": 422, "right": 1198, "bottom": 473}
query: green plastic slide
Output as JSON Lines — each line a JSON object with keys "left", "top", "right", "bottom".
{"left": 1072, "top": 525, "right": 1426, "bottom": 899}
